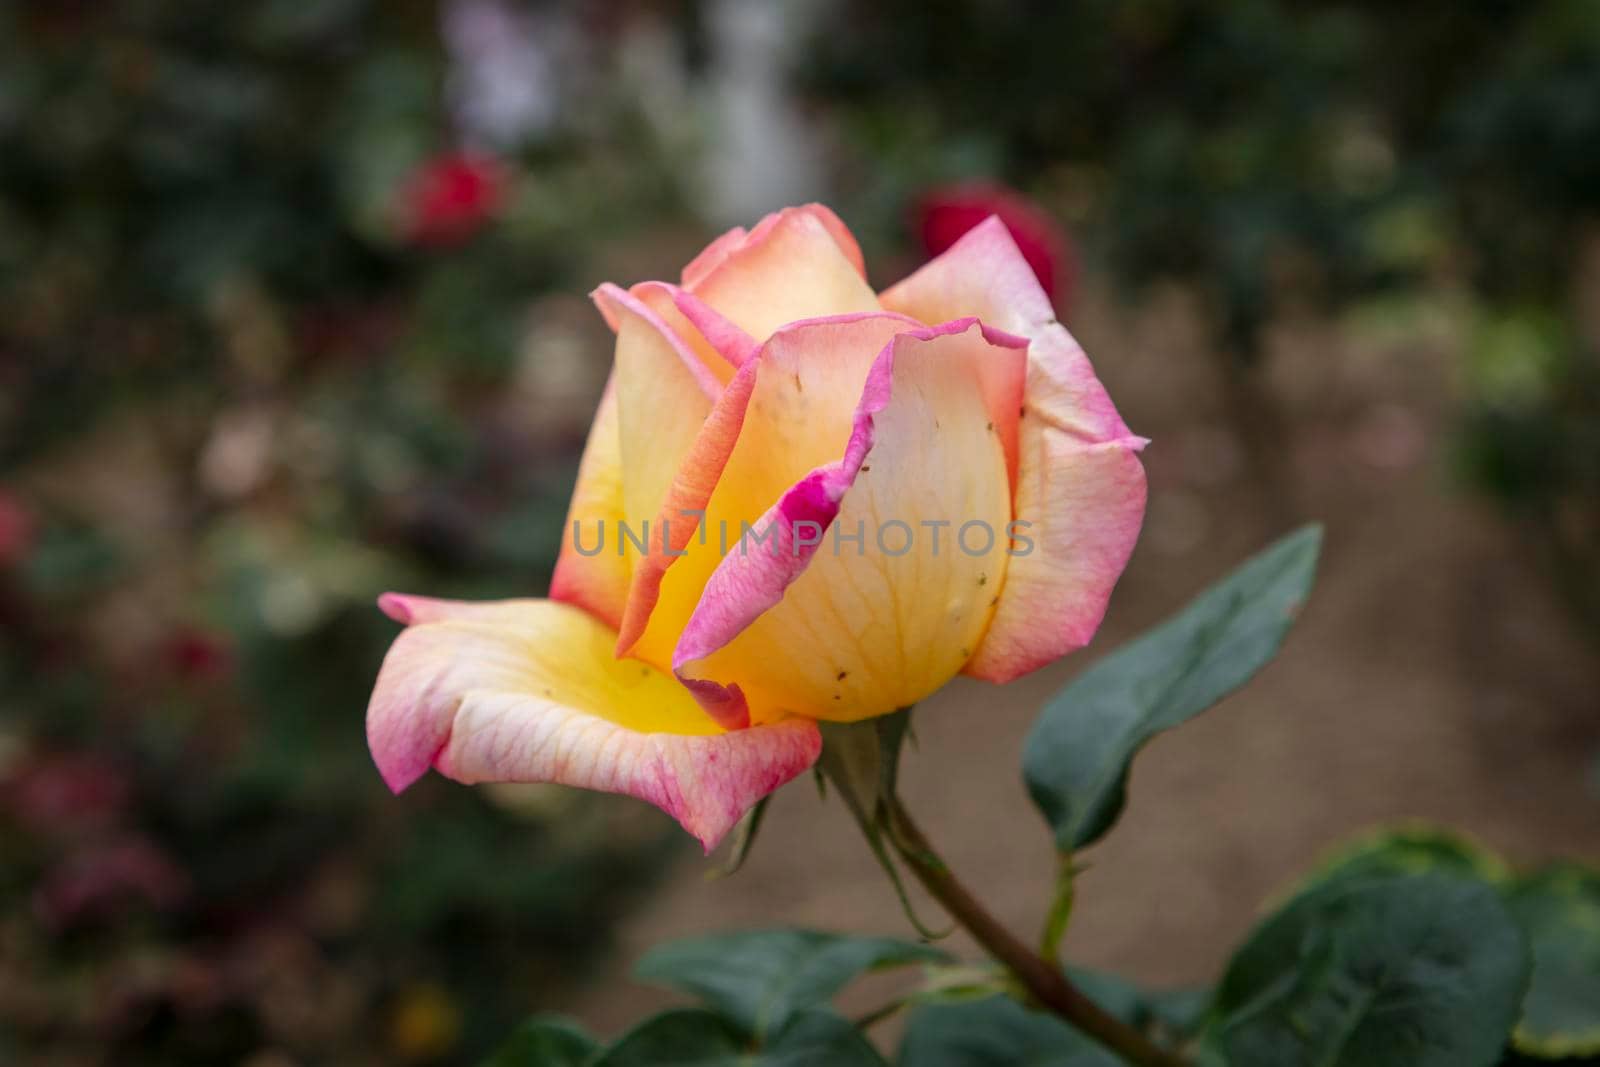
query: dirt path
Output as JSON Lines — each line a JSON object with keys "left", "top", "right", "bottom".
{"left": 558, "top": 289, "right": 1600, "bottom": 1035}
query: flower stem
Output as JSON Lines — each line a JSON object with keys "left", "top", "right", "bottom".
{"left": 884, "top": 796, "right": 1189, "bottom": 1067}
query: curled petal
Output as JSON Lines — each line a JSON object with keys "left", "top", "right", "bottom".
{"left": 615, "top": 356, "right": 760, "bottom": 661}
{"left": 366, "top": 595, "right": 820, "bottom": 851}
{"left": 672, "top": 287, "right": 760, "bottom": 368}
{"left": 881, "top": 217, "right": 1147, "bottom": 682}
{"left": 673, "top": 318, "right": 1026, "bottom": 724}
{"left": 622, "top": 312, "right": 913, "bottom": 713}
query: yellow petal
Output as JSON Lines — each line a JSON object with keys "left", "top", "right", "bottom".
{"left": 687, "top": 207, "right": 881, "bottom": 341}
{"left": 673, "top": 319, "right": 1025, "bottom": 722}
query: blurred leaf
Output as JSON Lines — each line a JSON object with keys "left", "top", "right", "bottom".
{"left": 595, "top": 1008, "right": 887, "bottom": 1067}
{"left": 1290, "top": 824, "right": 1510, "bottom": 897}
{"left": 1023, "top": 525, "right": 1323, "bottom": 852}
{"left": 635, "top": 928, "right": 948, "bottom": 1040}
{"left": 1204, "top": 873, "right": 1530, "bottom": 1067}
{"left": 898, "top": 994, "right": 1119, "bottom": 1067}
{"left": 1505, "top": 865, "right": 1600, "bottom": 1059}
{"left": 480, "top": 1015, "right": 599, "bottom": 1067}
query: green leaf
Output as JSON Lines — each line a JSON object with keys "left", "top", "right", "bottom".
{"left": 634, "top": 928, "right": 948, "bottom": 1040}
{"left": 1256, "top": 826, "right": 1600, "bottom": 1060}
{"left": 1297, "top": 824, "right": 1509, "bottom": 891}
{"left": 1143, "top": 987, "right": 1212, "bottom": 1039}
{"left": 1024, "top": 525, "right": 1323, "bottom": 851}
{"left": 1204, "top": 873, "right": 1531, "bottom": 1067}
{"left": 1505, "top": 865, "right": 1600, "bottom": 1059}
{"left": 897, "top": 994, "right": 1120, "bottom": 1066}
{"left": 593, "top": 1010, "right": 744, "bottom": 1065}
{"left": 479, "top": 1015, "right": 600, "bottom": 1067}
{"left": 595, "top": 1008, "right": 887, "bottom": 1066}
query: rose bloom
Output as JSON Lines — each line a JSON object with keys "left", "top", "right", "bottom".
{"left": 916, "top": 182, "right": 1075, "bottom": 306}
{"left": 368, "top": 205, "right": 1146, "bottom": 849}
{"left": 398, "top": 151, "right": 506, "bottom": 247}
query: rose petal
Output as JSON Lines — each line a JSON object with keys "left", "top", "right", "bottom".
{"left": 549, "top": 376, "right": 630, "bottom": 628}
{"left": 628, "top": 281, "right": 740, "bottom": 383}
{"left": 367, "top": 595, "right": 820, "bottom": 851}
{"left": 672, "top": 318, "right": 1027, "bottom": 724}
{"left": 614, "top": 355, "right": 760, "bottom": 662}
{"left": 685, "top": 206, "right": 880, "bottom": 342}
{"left": 683, "top": 203, "right": 866, "bottom": 289}
{"left": 621, "top": 312, "right": 913, "bottom": 708}
{"left": 881, "top": 216, "right": 1147, "bottom": 682}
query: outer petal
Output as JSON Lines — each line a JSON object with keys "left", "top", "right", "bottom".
{"left": 594, "top": 283, "right": 720, "bottom": 534}
{"left": 366, "top": 595, "right": 820, "bottom": 851}
{"left": 551, "top": 283, "right": 726, "bottom": 630}
{"left": 672, "top": 318, "right": 1027, "bottom": 724}
{"left": 684, "top": 206, "right": 880, "bottom": 342}
{"left": 549, "top": 375, "right": 629, "bottom": 628}
{"left": 629, "top": 281, "right": 740, "bottom": 384}
{"left": 881, "top": 217, "right": 1148, "bottom": 683}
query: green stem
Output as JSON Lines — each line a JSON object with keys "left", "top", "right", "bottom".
{"left": 1039, "top": 851, "right": 1077, "bottom": 970}
{"left": 884, "top": 797, "right": 1189, "bottom": 1067}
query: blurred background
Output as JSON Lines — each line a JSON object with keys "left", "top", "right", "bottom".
{"left": 2, "top": 1, "right": 1598, "bottom": 1063}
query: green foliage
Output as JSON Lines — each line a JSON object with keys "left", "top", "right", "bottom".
{"left": 597, "top": 1008, "right": 888, "bottom": 1067}
{"left": 1204, "top": 872, "right": 1530, "bottom": 1067}
{"left": 635, "top": 928, "right": 948, "bottom": 1040}
{"left": 899, "top": 994, "right": 1120, "bottom": 1066}
{"left": 1024, "top": 524, "right": 1323, "bottom": 851}
{"left": 1218, "top": 826, "right": 1600, "bottom": 1064}
{"left": 480, "top": 1015, "right": 601, "bottom": 1067}
{"left": 1504, "top": 866, "right": 1600, "bottom": 1058}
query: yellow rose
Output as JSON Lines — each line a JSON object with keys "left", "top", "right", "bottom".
{"left": 367, "top": 205, "right": 1146, "bottom": 849}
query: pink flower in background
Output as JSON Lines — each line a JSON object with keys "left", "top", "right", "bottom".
{"left": 6, "top": 752, "right": 131, "bottom": 835}
{"left": 397, "top": 152, "right": 507, "bottom": 247}
{"left": 367, "top": 204, "right": 1145, "bottom": 850}
{"left": 916, "top": 182, "right": 1075, "bottom": 306}
{"left": 34, "top": 836, "right": 188, "bottom": 930}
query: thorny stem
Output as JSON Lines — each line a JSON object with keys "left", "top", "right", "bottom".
{"left": 884, "top": 796, "right": 1190, "bottom": 1067}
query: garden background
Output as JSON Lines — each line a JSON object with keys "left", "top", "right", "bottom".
{"left": 2, "top": 1, "right": 1598, "bottom": 1063}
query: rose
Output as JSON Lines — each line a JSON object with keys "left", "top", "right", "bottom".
{"left": 367, "top": 204, "right": 1146, "bottom": 849}
{"left": 916, "top": 182, "right": 1075, "bottom": 306}
{"left": 396, "top": 151, "right": 507, "bottom": 247}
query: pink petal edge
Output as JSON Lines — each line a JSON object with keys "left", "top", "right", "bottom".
{"left": 592, "top": 282, "right": 723, "bottom": 401}
{"left": 882, "top": 216, "right": 1149, "bottom": 682}
{"left": 366, "top": 594, "right": 822, "bottom": 851}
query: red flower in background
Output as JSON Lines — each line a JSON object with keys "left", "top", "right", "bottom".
{"left": 398, "top": 152, "right": 507, "bottom": 247}
{"left": 915, "top": 183, "right": 1076, "bottom": 306}
{"left": 0, "top": 489, "right": 35, "bottom": 568}
{"left": 165, "top": 626, "right": 234, "bottom": 682}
